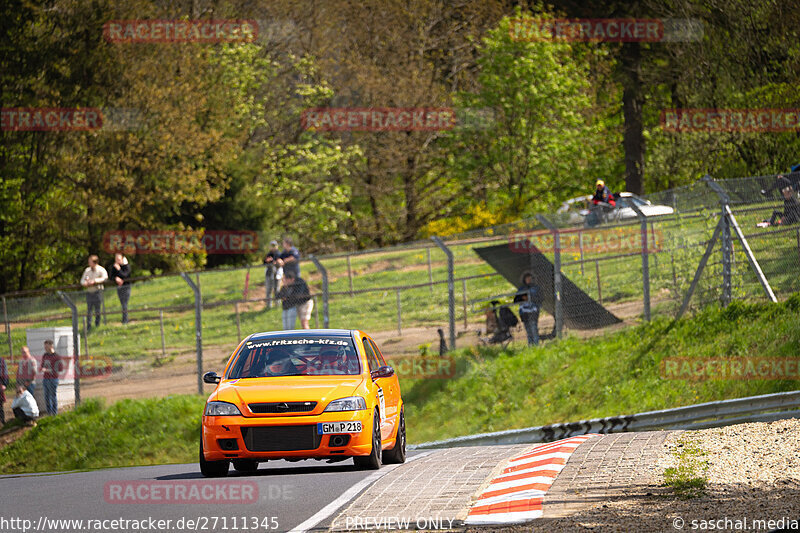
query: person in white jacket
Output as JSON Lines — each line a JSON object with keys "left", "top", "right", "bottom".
{"left": 11, "top": 385, "right": 39, "bottom": 424}
{"left": 81, "top": 254, "right": 108, "bottom": 331}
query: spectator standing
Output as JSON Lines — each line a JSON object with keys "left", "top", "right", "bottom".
{"left": 81, "top": 255, "right": 108, "bottom": 331}
{"left": 514, "top": 272, "right": 542, "bottom": 346}
{"left": 275, "top": 271, "right": 314, "bottom": 330}
{"left": 263, "top": 240, "right": 281, "bottom": 307}
{"left": 41, "top": 340, "right": 62, "bottom": 416}
{"left": 16, "top": 346, "right": 37, "bottom": 395}
{"left": 0, "top": 354, "right": 8, "bottom": 425}
{"left": 109, "top": 253, "right": 131, "bottom": 324}
{"left": 11, "top": 385, "right": 38, "bottom": 425}
{"left": 276, "top": 237, "right": 300, "bottom": 279}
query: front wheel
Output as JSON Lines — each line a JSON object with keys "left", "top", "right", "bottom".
{"left": 382, "top": 409, "right": 406, "bottom": 464}
{"left": 199, "top": 437, "right": 230, "bottom": 478}
{"left": 353, "top": 411, "right": 381, "bottom": 470}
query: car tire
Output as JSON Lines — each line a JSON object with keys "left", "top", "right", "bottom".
{"left": 382, "top": 409, "right": 406, "bottom": 464}
{"left": 232, "top": 459, "right": 258, "bottom": 473}
{"left": 353, "top": 411, "right": 381, "bottom": 470}
{"left": 199, "top": 437, "right": 230, "bottom": 478}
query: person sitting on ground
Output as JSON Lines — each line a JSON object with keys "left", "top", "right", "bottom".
{"left": 592, "top": 180, "right": 616, "bottom": 207}
{"left": 762, "top": 183, "right": 800, "bottom": 227}
{"left": 11, "top": 384, "right": 39, "bottom": 425}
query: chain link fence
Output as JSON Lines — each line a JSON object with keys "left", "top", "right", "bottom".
{"left": 1, "top": 174, "right": 798, "bottom": 416}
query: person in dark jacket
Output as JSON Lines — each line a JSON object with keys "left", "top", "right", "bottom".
{"left": 41, "top": 340, "right": 63, "bottom": 415}
{"left": 514, "top": 271, "right": 542, "bottom": 346}
{"left": 767, "top": 183, "right": 800, "bottom": 226}
{"left": 275, "top": 270, "right": 313, "bottom": 330}
{"left": 592, "top": 180, "right": 616, "bottom": 207}
{"left": 109, "top": 253, "right": 132, "bottom": 324}
{"left": 0, "top": 355, "right": 8, "bottom": 425}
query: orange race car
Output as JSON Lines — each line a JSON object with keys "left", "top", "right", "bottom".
{"left": 200, "top": 329, "right": 405, "bottom": 477}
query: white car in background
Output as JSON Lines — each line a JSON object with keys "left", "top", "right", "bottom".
{"left": 557, "top": 192, "right": 674, "bottom": 226}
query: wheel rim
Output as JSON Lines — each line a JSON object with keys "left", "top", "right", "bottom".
{"left": 373, "top": 415, "right": 380, "bottom": 458}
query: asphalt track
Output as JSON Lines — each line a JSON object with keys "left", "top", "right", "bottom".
{"left": 0, "top": 453, "right": 424, "bottom": 533}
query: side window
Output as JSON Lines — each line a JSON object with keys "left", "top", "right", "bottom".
{"left": 362, "top": 338, "right": 380, "bottom": 372}
{"left": 368, "top": 339, "right": 387, "bottom": 367}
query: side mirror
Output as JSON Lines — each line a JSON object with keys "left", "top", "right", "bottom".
{"left": 371, "top": 366, "right": 394, "bottom": 380}
{"left": 203, "top": 371, "right": 221, "bottom": 384}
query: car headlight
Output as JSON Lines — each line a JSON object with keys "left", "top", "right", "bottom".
{"left": 323, "top": 396, "right": 367, "bottom": 412}
{"left": 204, "top": 401, "right": 242, "bottom": 416}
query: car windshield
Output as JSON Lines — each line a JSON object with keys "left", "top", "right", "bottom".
{"left": 226, "top": 336, "right": 361, "bottom": 378}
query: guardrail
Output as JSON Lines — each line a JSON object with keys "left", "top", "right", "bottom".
{"left": 410, "top": 390, "right": 800, "bottom": 449}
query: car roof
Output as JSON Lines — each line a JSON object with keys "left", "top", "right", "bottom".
{"left": 246, "top": 329, "right": 357, "bottom": 341}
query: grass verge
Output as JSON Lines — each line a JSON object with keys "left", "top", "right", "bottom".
{"left": 663, "top": 438, "right": 709, "bottom": 499}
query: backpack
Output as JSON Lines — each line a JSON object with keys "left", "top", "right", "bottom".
{"left": 498, "top": 305, "right": 519, "bottom": 328}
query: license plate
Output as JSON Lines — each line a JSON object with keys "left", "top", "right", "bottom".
{"left": 317, "top": 421, "right": 362, "bottom": 434}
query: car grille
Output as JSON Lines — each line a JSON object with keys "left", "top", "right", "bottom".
{"left": 248, "top": 401, "right": 317, "bottom": 414}
{"left": 241, "top": 425, "right": 321, "bottom": 452}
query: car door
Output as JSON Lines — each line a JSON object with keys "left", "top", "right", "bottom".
{"left": 361, "top": 336, "right": 392, "bottom": 441}
{"left": 367, "top": 337, "right": 400, "bottom": 432}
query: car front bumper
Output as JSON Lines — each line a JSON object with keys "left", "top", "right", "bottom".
{"left": 202, "top": 409, "right": 374, "bottom": 461}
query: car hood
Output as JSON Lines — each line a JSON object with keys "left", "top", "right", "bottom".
{"left": 214, "top": 376, "right": 365, "bottom": 416}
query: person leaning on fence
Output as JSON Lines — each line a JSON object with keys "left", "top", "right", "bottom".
{"left": 0, "top": 354, "right": 8, "bottom": 425}
{"left": 41, "top": 340, "right": 62, "bottom": 416}
{"left": 16, "top": 346, "right": 38, "bottom": 395}
{"left": 110, "top": 253, "right": 132, "bottom": 324}
{"left": 592, "top": 180, "right": 616, "bottom": 207}
{"left": 275, "top": 270, "right": 313, "bottom": 330}
{"left": 514, "top": 272, "right": 542, "bottom": 346}
{"left": 11, "top": 384, "right": 38, "bottom": 426}
{"left": 81, "top": 254, "right": 108, "bottom": 331}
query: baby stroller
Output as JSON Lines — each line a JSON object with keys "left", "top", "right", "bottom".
{"left": 479, "top": 300, "right": 519, "bottom": 345}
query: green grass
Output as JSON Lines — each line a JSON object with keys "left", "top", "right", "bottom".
{"left": 663, "top": 438, "right": 709, "bottom": 499}
{"left": 402, "top": 293, "right": 800, "bottom": 443}
{"left": 0, "top": 395, "right": 207, "bottom": 474}
{"left": 1, "top": 293, "right": 798, "bottom": 473}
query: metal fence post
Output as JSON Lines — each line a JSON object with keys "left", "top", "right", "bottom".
{"left": 309, "top": 256, "right": 329, "bottom": 328}
{"left": 2, "top": 296, "right": 12, "bottom": 360}
{"left": 395, "top": 289, "right": 402, "bottom": 335}
{"left": 234, "top": 302, "right": 241, "bottom": 343}
{"left": 630, "top": 204, "right": 651, "bottom": 321}
{"left": 427, "top": 247, "right": 434, "bottom": 294}
{"left": 431, "top": 236, "right": 455, "bottom": 351}
{"left": 704, "top": 175, "right": 732, "bottom": 306}
{"left": 536, "top": 215, "right": 563, "bottom": 338}
{"left": 159, "top": 310, "right": 166, "bottom": 360}
{"left": 180, "top": 273, "right": 203, "bottom": 395}
{"left": 462, "top": 279, "right": 468, "bottom": 329}
{"left": 57, "top": 291, "right": 80, "bottom": 406}
{"left": 347, "top": 255, "right": 354, "bottom": 297}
